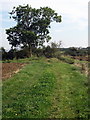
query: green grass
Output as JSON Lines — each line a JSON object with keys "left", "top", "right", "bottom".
{"left": 2, "top": 57, "right": 89, "bottom": 119}
{"left": 2, "top": 57, "right": 40, "bottom": 63}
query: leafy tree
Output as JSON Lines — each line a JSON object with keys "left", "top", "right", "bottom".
{"left": 51, "top": 41, "right": 61, "bottom": 49}
{"left": 49, "top": 41, "right": 62, "bottom": 57}
{"left": 6, "top": 4, "right": 62, "bottom": 57}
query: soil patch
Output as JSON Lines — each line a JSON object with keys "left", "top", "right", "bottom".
{"left": 2, "top": 63, "right": 26, "bottom": 80}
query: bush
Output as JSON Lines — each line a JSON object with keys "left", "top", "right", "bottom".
{"left": 43, "top": 46, "right": 53, "bottom": 58}
{"left": 15, "top": 49, "right": 28, "bottom": 59}
{"left": 54, "top": 51, "right": 61, "bottom": 58}
{"left": 33, "top": 48, "right": 44, "bottom": 57}
{"left": 58, "top": 56, "right": 74, "bottom": 64}
{"left": 64, "top": 57, "right": 74, "bottom": 64}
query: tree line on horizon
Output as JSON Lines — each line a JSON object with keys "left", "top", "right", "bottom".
{"left": 0, "top": 46, "right": 88, "bottom": 61}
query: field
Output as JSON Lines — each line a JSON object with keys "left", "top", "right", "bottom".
{"left": 2, "top": 57, "right": 89, "bottom": 119}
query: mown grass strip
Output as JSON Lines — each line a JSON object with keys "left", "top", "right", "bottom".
{"left": 26, "top": 72, "right": 56, "bottom": 118}
{"left": 2, "top": 60, "right": 56, "bottom": 118}
{"left": 48, "top": 61, "right": 89, "bottom": 119}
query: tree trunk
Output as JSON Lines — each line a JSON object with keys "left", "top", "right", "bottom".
{"left": 28, "top": 44, "right": 32, "bottom": 57}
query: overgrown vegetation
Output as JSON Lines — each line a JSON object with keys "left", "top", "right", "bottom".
{"left": 1, "top": 45, "right": 88, "bottom": 62}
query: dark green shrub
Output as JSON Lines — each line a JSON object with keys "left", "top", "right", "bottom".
{"left": 33, "top": 48, "right": 44, "bottom": 57}
{"left": 64, "top": 57, "right": 74, "bottom": 64}
{"left": 15, "top": 49, "right": 28, "bottom": 59}
{"left": 54, "top": 51, "right": 61, "bottom": 58}
{"left": 43, "top": 46, "right": 53, "bottom": 58}
{"left": 58, "top": 56, "right": 74, "bottom": 64}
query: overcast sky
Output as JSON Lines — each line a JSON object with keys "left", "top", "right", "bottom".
{"left": 0, "top": 0, "right": 88, "bottom": 50}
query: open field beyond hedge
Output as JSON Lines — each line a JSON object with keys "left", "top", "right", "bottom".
{"left": 2, "top": 57, "right": 89, "bottom": 119}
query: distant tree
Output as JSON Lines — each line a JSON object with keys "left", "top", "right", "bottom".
{"left": 43, "top": 41, "right": 62, "bottom": 58}
{"left": 77, "top": 48, "right": 88, "bottom": 56}
{"left": 51, "top": 41, "right": 61, "bottom": 49}
{"left": 49, "top": 41, "right": 62, "bottom": 57}
{"left": 64, "top": 47, "right": 78, "bottom": 57}
{"left": 6, "top": 4, "right": 62, "bottom": 57}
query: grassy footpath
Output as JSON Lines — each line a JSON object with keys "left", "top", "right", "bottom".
{"left": 2, "top": 58, "right": 89, "bottom": 119}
